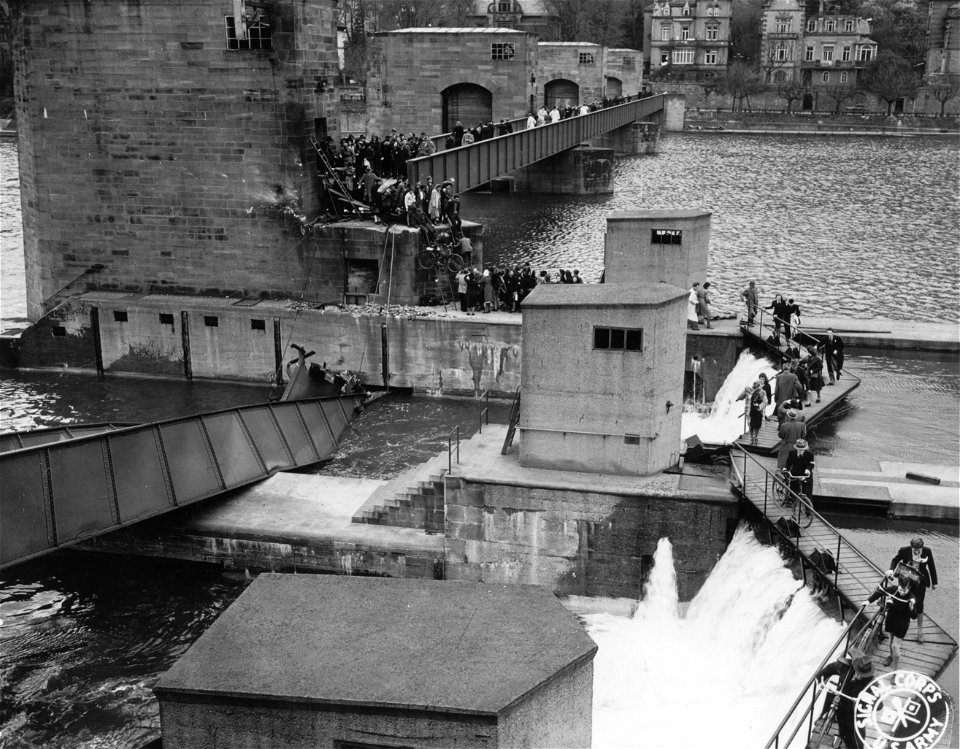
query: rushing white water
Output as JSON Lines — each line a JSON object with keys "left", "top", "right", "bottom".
{"left": 681, "top": 352, "right": 779, "bottom": 445}
{"left": 583, "top": 525, "right": 843, "bottom": 749}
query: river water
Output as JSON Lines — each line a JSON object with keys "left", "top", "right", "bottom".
{"left": 1, "top": 133, "right": 959, "bottom": 747}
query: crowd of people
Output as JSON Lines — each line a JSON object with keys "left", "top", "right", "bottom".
{"left": 452, "top": 265, "right": 584, "bottom": 314}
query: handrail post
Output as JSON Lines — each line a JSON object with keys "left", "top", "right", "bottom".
{"left": 456, "top": 425, "right": 460, "bottom": 464}
{"left": 763, "top": 470, "right": 769, "bottom": 516}
{"left": 448, "top": 432, "right": 452, "bottom": 473}
{"left": 835, "top": 534, "right": 841, "bottom": 588}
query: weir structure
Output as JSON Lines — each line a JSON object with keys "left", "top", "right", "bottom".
{"left": 730, "top": 447, "right": 958, "bottom": 748}
{"left": 0, "top": 392, "right": 364, "bottom": 571}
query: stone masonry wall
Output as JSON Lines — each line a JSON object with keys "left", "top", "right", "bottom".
{"left": 537, "top": 44, "right": 605, "bottom": 105}
{"left": 366, "top": 30, "right": 538, "bottom": 136}
{"left": 443, "top": 477, "right": 738, "bottom": 601}
{"left": 13, "top": 0, "right": 340, "bottom": 321}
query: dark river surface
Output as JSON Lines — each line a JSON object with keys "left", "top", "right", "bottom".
{"left": 1, "top": 133, "right": 958, "bottom": 746}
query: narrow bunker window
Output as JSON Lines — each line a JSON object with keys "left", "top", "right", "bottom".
{"left": 51, "top": 326, "right": 67, "bottom": 337}
{"left": 113, "top": 310, "right": 128, "bottom": 322}
{"left": 651, "top": 229, "right": 683, "bottom": 245}
{"left": 595, "top": 326, "right": 644, "bottom": 352}
{"left": 579, "top": 51, "right": 596, "bottom": 65}
{"left": 204, "top": 316, "right": 219, "bottom": 327}
{"left": 159, "top": 313, "right": 174, "bottom": 326}
{"left": 624, "top": 434, "right": 641, "bottom": 445}
{"left": 251, "top": 318, "right": 266, "bottom": 331}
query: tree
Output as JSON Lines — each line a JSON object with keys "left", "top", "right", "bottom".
{"left": 722, "top": 61, "right": 766, "bottom": 111}
{"left": 863, "top": 53, "right": 921, "bottom": 115}
{"left": 928, "top": 77, "right": 960, "bottom": 117}
{"left": 776, "top": 80, "right": 806, "bottom": 113}
{"left": 860, "top": 0, "right": 929, "bottom": 71}
{"left": 546, "top": 0, "right": 635, "bottom": 47}
{"left": 729, "top": 0, "right": 763, "bottom": 64}
{"left": 822, "top": 84, "right": 857, "bottom": 115}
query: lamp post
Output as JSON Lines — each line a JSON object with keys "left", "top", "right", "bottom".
{"left": 529, "top": 72, "right": 536, "bottom": 115}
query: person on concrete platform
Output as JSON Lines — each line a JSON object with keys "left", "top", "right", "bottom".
{"left": 687, "top": 284, "right": 701, "bottom": 330}
{"left": 888, "top": 536, "right": 937, "bottom": 644}
{"left": 572, "top": 269, "right": 583, "bottom": 284}
{"left": 823, "top": 328, "right": 845, "bottom": 383}
{"left": 804, "top": 345, "right": 824, "bottom": 404}
{"left": 455, "top": 268, "right": 469, "bottom": 313}
{"left": 482, "top": 269, "right": 496, "bottom": 313}
{"left": 777, "top": 412, "right": 807, "bottom": 469}
{"left": 814, "top": 654, "right": 875, "bottom": 749}
{"left": 866, "top": 571, "right": 916, "bottom": 669}
{"left": 773, "top": 361, "right": 801, "bottom": 417}
{"left": 696, "top": 282, "right": 708, "bottom": 326}
{"left": 740, "top": 280, "right": 759, "bottom": 325}
{"left": 700, "top": 281, "right": 713, "bottom": 328}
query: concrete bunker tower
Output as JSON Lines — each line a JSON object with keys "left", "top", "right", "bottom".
{"left": 519, "top": 283, "right": 688, "bottom": 476}
{"left": 603, "top": 209, "right": 711, "bottom": 289}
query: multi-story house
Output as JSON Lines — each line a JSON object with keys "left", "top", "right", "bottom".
{"left": 926, "top": 0, "right": 960, "bottom": 78}
{"left": 466, "top": 0, "right": 560, "bottom": 40}
{"left": 759, "top": 0, "right": 805, "bottom": 84}
{"left": 799, "top": 15, "right": 877, "bottom": 91}
{"left": 643, "top": 0, "right": 732, "bottom": 80}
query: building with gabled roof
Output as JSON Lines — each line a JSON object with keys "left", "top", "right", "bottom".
{"left": 466, "top": 0, "right": 561, "bottom": 39}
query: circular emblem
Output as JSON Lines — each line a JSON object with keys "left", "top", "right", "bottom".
{"left": 855, "top": 669, "right": 951, "bottom": 748}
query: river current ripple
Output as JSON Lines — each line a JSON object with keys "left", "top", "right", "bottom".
{"left": 464, "top": 132, "right": 960, "bottom": 323}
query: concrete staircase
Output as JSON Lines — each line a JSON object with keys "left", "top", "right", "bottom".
{"left": 351, "top": 450, "right": 449, "bottom": 533}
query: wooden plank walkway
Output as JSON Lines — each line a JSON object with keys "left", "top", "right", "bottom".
{"left": 731, "top": 449, "right": 958, "bottom": 747}
{"left": 740, "top": 325, "right": 861, "bottom": 456}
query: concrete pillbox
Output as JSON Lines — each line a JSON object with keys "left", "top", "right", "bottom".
{"left": 155, "top": 574, "right": 597, "bottom": 748}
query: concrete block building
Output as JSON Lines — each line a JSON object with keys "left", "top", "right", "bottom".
{"left": 605, "top": 48, "right": 647, "bottom": 97}
{"left": 603, "top": 209, "right": 710, "bottom": 290}
{"left": 519, "top": 283, "right": 688, "bottom": 476}
{"left": 12, "top": 0, "right": 344, "bottom": 321}
{"left": 156, "top": 574, "right": 598, "bottom": 749}
{"left": 364, "top": 28, "right": 538, "bottom": 134}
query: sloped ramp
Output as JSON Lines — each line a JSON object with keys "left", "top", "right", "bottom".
{"left": 0, "top": 394, "right": 363, "bottom": 571}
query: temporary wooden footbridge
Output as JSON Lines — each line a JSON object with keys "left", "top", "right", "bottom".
{"left": 730, "top": 446, "right": 957, "bottom": 747}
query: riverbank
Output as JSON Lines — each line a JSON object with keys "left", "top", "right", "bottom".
{"left": 684, "top": 110, "right": 959, "bottom": 136}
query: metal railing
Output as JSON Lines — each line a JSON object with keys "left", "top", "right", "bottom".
{"left": 478, "top": 389, "right": 490, "bottom": 434}
{"left": 765, "top": 603, "right": 880, "bottom": 749}
{"left": 407, "top": 95, "right": 666, "bottom": 193}
{"left": 447, "top": 424, "right": 460, "bottom": 473}
{"left": 730, "top": 444, "right": 885, "bottom": 589}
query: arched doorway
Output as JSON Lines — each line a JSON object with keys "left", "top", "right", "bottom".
{"left": 442, "top": 83, "right": 492, "bottom": 133}
{"left": 545, "top": 79, "right": 579, "bottom": 109}
{"left": 605, "top": 76, "right": 622, "bottom": 97}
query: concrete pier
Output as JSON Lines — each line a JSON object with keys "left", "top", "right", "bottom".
{"left": 512, "top": 146, "right": 615, "bottom": 195}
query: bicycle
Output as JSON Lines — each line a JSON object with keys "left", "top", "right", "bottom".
{"left": 416, "top": 242, "right": 464, "bottom": 273}
{"left": 774, "top": 470, "right": 814, "bottom": 528}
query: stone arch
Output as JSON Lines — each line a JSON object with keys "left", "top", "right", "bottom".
{"left": 605, "top": 76, "right": 623, "bottom": 97}
{"left": 442, "top": 82, "right": 493, "bottom": 133}
{"left": 545, "top": 78, "right": 579, "bottom": 109}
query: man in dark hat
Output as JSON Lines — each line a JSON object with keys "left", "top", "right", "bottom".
{"left": 815, "top": 653, "right": 875, "bottom": 748}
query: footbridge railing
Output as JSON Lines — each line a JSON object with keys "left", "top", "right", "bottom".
{"left": 732, "top": 444, "right": 958, "bottom": 747}
{"left": 406, "top": 95, "right": 666, "bottom": 193}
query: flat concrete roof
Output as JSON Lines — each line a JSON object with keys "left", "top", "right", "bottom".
{"left": 607, "top": 209, "right": 712, "bottom": 220}
{"left": 157, "top": 574, "right": 597, "bottom": 715}
{"left": 522, "top": 282, "right": 688, "bottom": 308}
{"left": 384, "top": 27, "right": 529, "bottom": 34}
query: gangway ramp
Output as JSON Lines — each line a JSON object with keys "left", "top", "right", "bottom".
{"left": 729, "top": 446, "right": 957, "bottom": 747}
{"left": 406, "top": 95, "right": 666, "bottom": 194}
{"left": 0, "top": 394, "right": 363, "bottom": 571}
